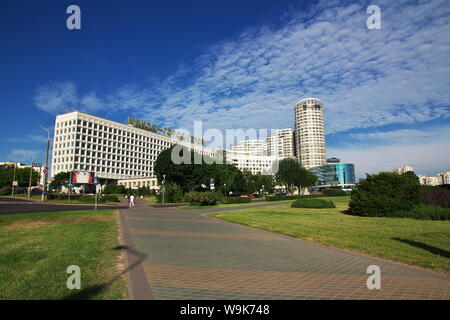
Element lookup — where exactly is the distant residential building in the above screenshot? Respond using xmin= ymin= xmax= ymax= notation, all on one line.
xmin=0 ymin=161 xmax=41 ymax=173
xmin=294 ymin=98 xmax=326 ymax=169
xmin=225 ymin=150 xmax=279 ymax=175
xmin=418 ymin=175 xmax=439 ymax=186
xmin=230 ymin=139 xmax=267 ymax=156
xmin=394 ymin=165 xmax=414 ymax=174
xmin=266 ymin=128 xmax=295 ymax=158
xmin=437 ymin=171 xmax=450 ymax=185
xmin=309 ymin=163 xmax=356 ymax=189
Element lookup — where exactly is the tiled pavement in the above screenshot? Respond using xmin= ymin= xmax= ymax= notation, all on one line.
xmin=120 ymin=206 xmax=450 ymax=300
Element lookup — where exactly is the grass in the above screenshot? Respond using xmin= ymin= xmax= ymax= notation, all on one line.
xmin=0 ymin=209 xmax=127 ymax=299
xmin=209 ymin=196 xmax=450 ymax=274
xmin=1 ymin=194 xmax=120 ymax=205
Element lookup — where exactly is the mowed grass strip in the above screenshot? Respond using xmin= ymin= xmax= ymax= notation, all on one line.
xmin=0 ymin=210 xmax=127 ymax=300
xmin=209 ymin=196 xmax=450 ymax=274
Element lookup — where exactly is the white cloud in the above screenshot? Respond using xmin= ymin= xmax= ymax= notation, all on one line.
xmin=5 ymin=149 xmax=41 ymax=163
xmin=33 ymin=0 xmax=450 ymax=136
xmin=329 ymin=127 xmax=450 ymax=179
xmin=349 ymin=129 xmax=436 ymax=140
xmin=33 ymin=82 xmax=104 ymax=114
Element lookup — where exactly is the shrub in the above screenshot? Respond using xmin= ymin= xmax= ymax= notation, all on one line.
xmin=387 ymin=205 xmax=449 ymax=220
xmin=291 ymin=198 xmax=336 ymax=208
xmin=156 ymin=184 xmax=184 ymax=203
xmin=104 ymin=184 xmax=126 ymax=194
xmin=347 ymin=172 xmax=421 ymax=217
xmin=0 ymin=186 xmax=12 ymax=195
xmin=266 ymin=195 xmax=305 ymax=201
xmin=184 ymin=192 xmax=219 ymax=206
xmin=422 ymin=188 xmax=450 ymax=208
xmin=47 ymin=193 xmax=81 ymax=200
xmin=323 ymin=189 xmax=347 ymax=197
xmin=221 ymin=197 xmax=252 ymax=204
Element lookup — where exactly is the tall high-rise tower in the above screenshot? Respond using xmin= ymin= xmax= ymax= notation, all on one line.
xmin=294 ymin=98 xmax=326 ymax=169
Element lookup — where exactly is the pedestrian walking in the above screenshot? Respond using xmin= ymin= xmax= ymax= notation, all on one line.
xmin=129 ymin=194 xmax=135 ymax=207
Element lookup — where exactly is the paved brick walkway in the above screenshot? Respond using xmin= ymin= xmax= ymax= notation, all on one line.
xmin=120 ymin=206 xmax=450 ymax=300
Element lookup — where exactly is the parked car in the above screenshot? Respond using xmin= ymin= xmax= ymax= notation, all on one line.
xmin=275 ymin=193 xmax=287 ymax=196
xmin=246 ymin=194 xmax=256 ymax=198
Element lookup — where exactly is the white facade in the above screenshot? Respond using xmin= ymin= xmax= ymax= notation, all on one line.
xmin=266 ymin=128 xmax=295 ymax=158
xmin=437 ymin=171 xmax=450 ymax=185
xmin=230 ymin=139 xmax=267 ymax=156
xmin=225 ymin=150 xmax=279 ymax=175
xmin=51 ymin=111 xmax=218 ymax=181
xmin=418 ymin=175 xmax=439 ymax=186
xmin=294 ymin=98 xmax=326 ymax=169
xmin=394 ymin=165 xmax=414 ymax=174
xmin=118 ymin=177 xmax=159 ymax=190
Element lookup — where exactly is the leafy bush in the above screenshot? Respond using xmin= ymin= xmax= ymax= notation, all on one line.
xmin=323 ymin=189 xmax=348 ymax=197
xmin=347 ymin=172 xmax=421 ymax=217
xmin=422 ymin=188 xmax=450 ymax=208
xmin=291 ymin=198 xmax=336 ymax=208
xmin=0 ymin=186 xmax=12 ymax=195
xmin=103 ymin=184 xmax=126 ymax=194
xmin=156 ymin=184 xmax=185 ymax=203
xmin=184 ymin=192 xmax=219 ymax=206
xmin=221 ymin=197 xmax=252 ymax=204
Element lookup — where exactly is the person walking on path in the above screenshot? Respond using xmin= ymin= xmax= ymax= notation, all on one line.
xmin=129 ymin=194 xmax=135 ymax=207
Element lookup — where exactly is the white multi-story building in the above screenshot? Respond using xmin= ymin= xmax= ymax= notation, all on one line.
xmin=294 ymin=98 xmax=326 ymax=169
xmin=437 ymin=171 xmax=450 ymax=185
xmin=418 ymin=175 xmax=439 ymax=186
xmin=394 ymin=165 xmax=414 ymax=174
xmin=225 ymin=150 xmax=279 ymax=175
xmin=51 ymin=111 xmax=218 ymax=188
xmin=266 ymin=128 xmax=295 ymax=158
xmin=230 ymin=139 xmax=267 ymax=156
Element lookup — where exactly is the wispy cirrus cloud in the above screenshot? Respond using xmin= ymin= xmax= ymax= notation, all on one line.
xmin=33 ymin=0 xmax=450 ymax=136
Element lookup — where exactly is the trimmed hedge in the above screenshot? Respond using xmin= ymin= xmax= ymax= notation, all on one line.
xmin=266 ymin=195 xmax=305 ymax=201
xmin=378 ymin=205 xmax=449 ymax=220
xmin=323 ymin=189 xmax=348 ymax=197
xmin=221 ymin=197 xmax=252 ymax=204
xmin=184 ymin=192 xmax=219 ymax=206
xmin=291 ymin=198 xmax=336 ymax=209
xmin=46 ymin=193 xmax=119 ymax=203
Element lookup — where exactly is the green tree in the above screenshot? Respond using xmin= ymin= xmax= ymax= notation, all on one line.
xmin=49 ymin=172 xmax=71 ymax=191
xmin=348 ymin=171 xmax=421 ymax=217
xmin=275 ymin=158 xmax=301 ymax=194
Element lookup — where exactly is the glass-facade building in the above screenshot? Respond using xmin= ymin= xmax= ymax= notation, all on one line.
xmin=310 ymin=164 xmax=356 ymax=188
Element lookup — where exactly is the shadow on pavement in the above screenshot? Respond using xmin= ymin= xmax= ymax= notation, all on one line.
xmin=63 ymin=245 xmax=147 ymax=300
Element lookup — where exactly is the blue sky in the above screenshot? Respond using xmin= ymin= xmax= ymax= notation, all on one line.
xmin=1 ymin=0 xmax=449 ymax=179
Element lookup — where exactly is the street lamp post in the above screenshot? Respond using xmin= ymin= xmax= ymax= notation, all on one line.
xmin=38 ymin=125 xmax=50 ymax=202
xmin=224 ymin=183 xmax=227 ymax=197
xmin=11 ymin=162 xmax=17 ymax=196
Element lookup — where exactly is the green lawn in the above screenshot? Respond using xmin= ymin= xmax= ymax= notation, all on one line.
xmin=1 ymin=194 xmax=120 ymax=205
xmin=0 ymin=210 xmax=127 ymax=299
xmin=209 ymin=196 xmax=450 ymax=274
